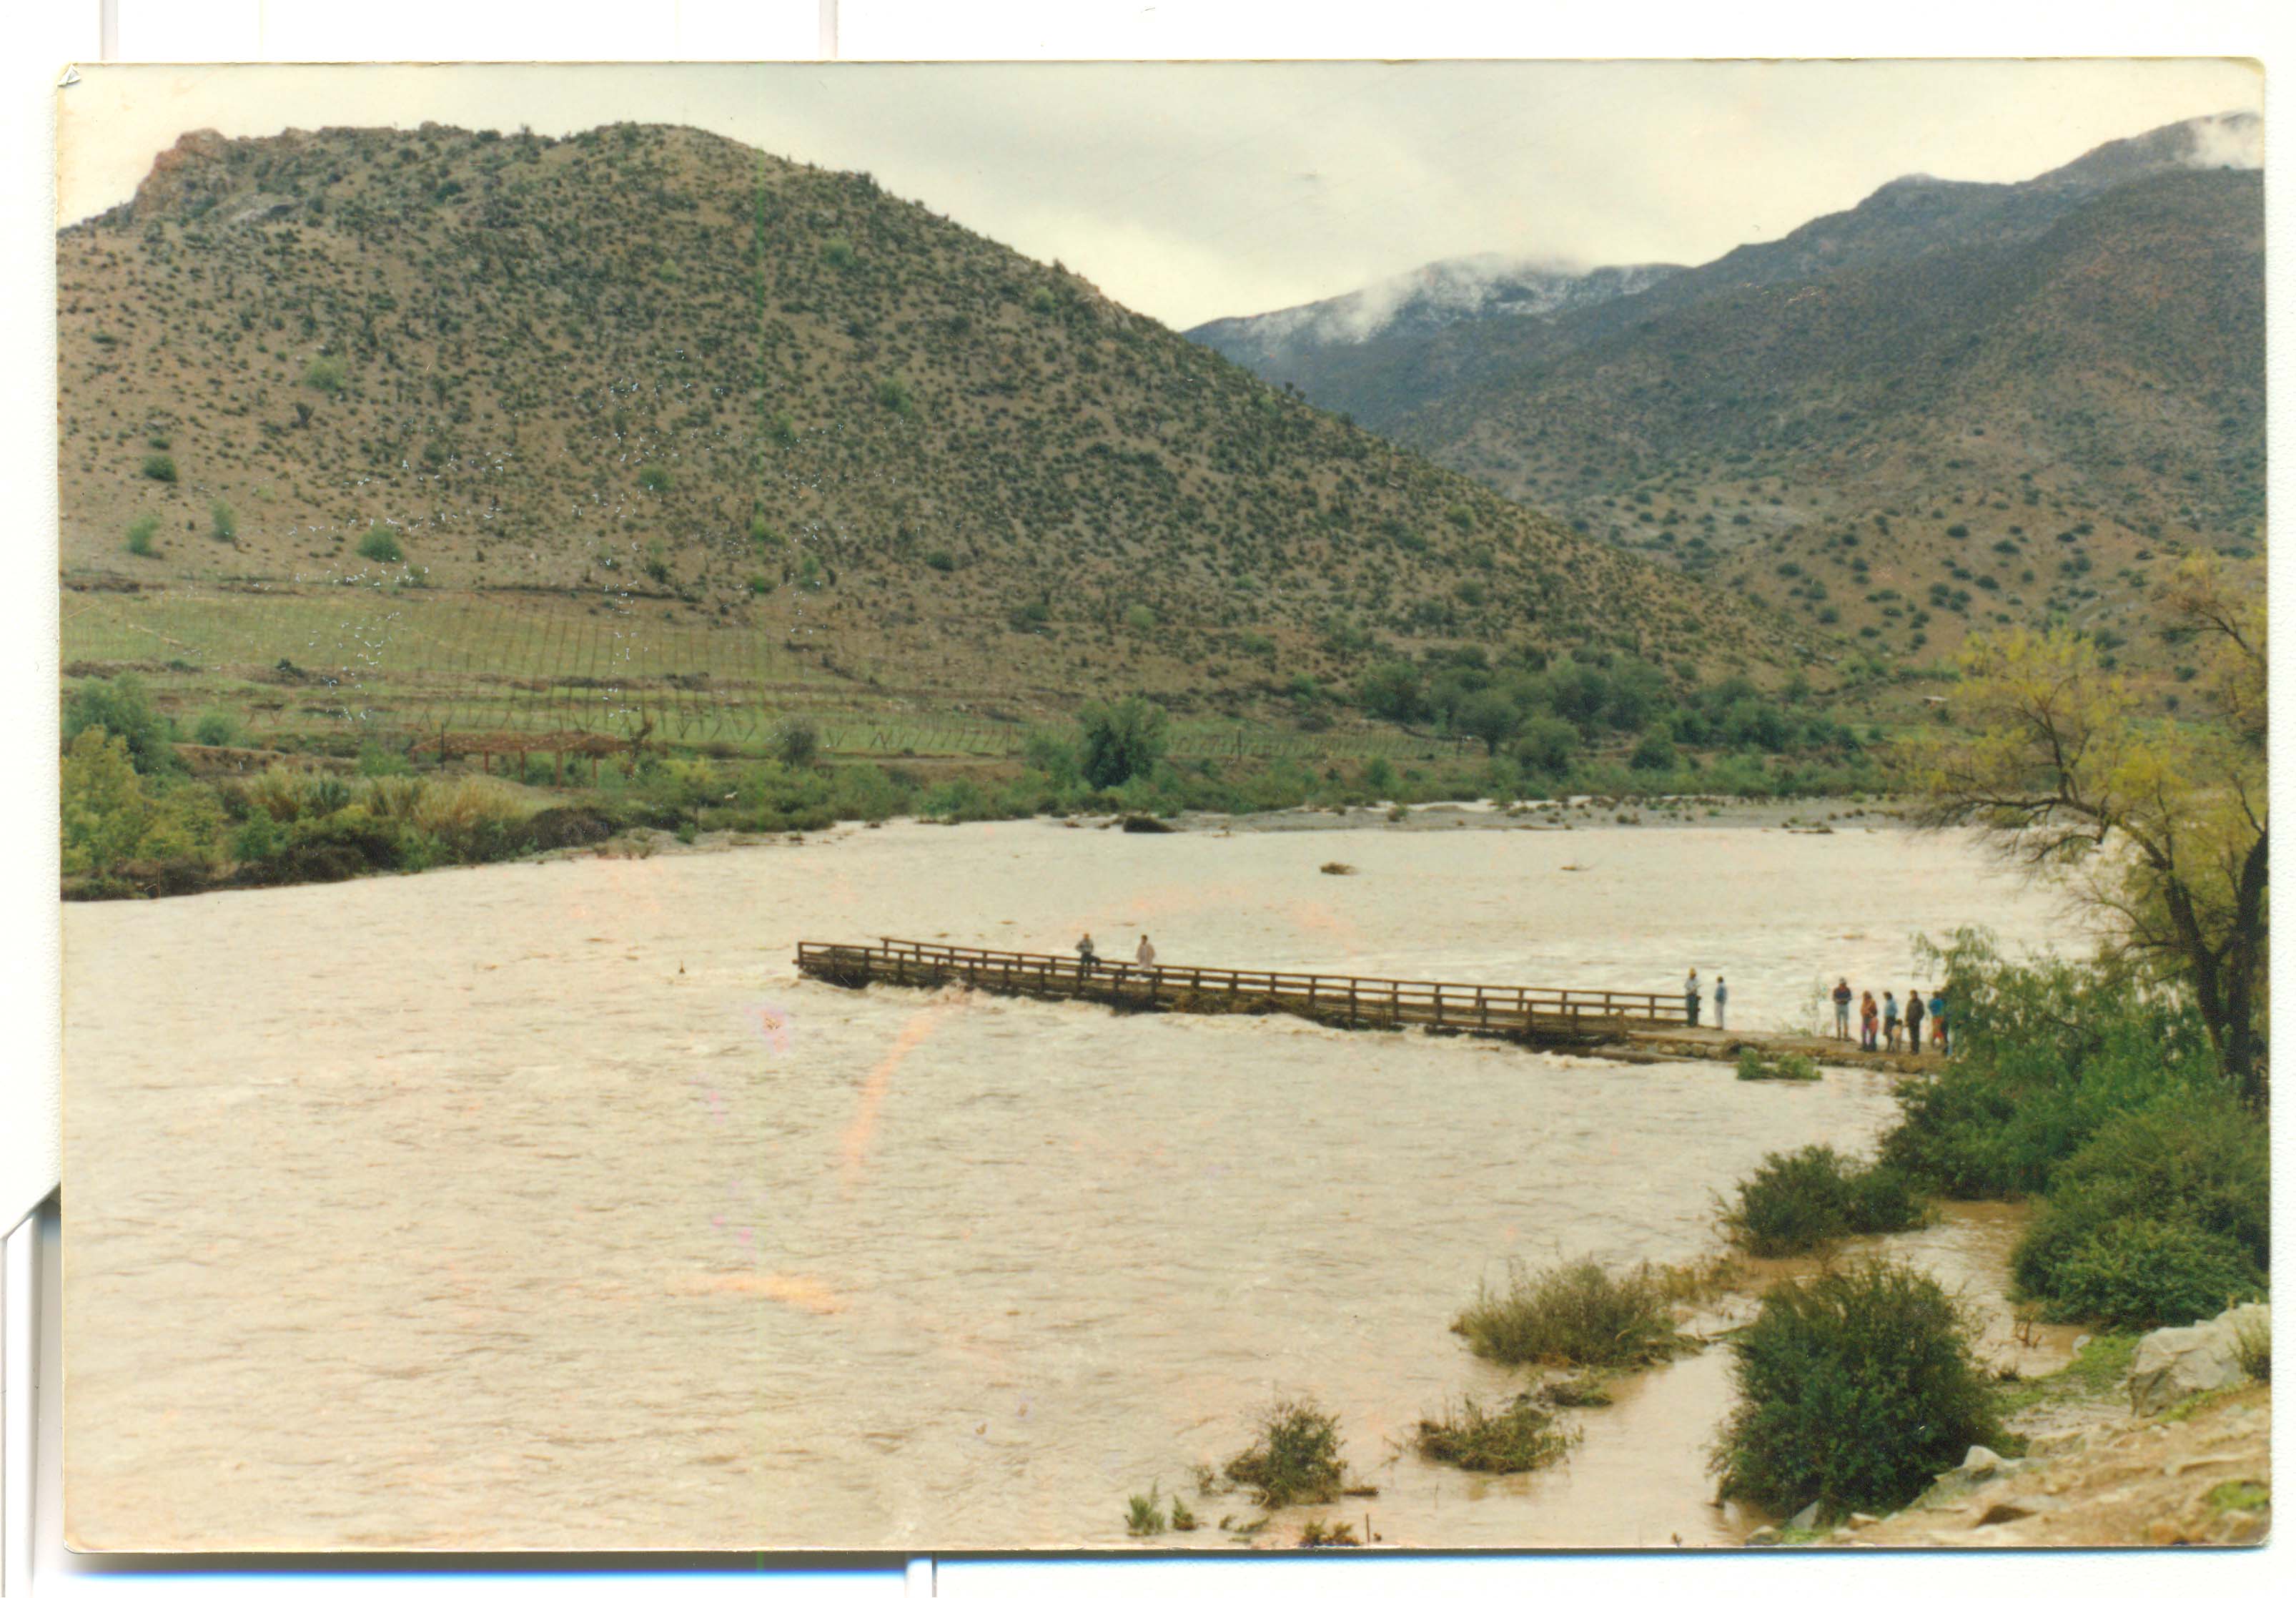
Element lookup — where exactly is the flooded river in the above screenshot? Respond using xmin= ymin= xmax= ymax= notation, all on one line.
xmin=63 ymin=815 xmax=2091 ymax=1550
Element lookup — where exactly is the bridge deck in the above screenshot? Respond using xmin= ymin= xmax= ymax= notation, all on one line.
xmin=795 ymin=937 xmax=1691 ymax=1045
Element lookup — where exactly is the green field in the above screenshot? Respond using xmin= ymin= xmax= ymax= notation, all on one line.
xmin=62 ymin=581 xmax=1476 ymax=767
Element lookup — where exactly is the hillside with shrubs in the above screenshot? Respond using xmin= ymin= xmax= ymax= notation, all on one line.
xmin=58 ymin=121 xmax=1807 ymax=731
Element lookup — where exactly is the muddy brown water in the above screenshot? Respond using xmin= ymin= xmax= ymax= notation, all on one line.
xmin=62 ymin=817 xmax=2091 ymax=1550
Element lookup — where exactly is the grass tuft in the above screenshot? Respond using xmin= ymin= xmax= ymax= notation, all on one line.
xmin=2234 ymin=1320 xmax=2270 ymax=1385
xmin=1450 ymin=1258 xmax=1691 ymax=1369
xmin=1123 ymin=1486 xmax=1166 ymax=1537
xmin=1412 ymin=1394 xmax=1576 ymax=1473
xmin=1223 ymin=1399 xmax=1347 ymax=1509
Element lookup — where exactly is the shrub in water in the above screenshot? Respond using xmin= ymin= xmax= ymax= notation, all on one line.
xmin=2034 ymin=1215 xmax=2255 ymax=1329
xmin=1450 ymin=1258 xmax=1688 ymax=1368
xmin=2010 ymin=1099 xmax=2268 ymax=1322
xmin=1413 ymin=1394 xmax=1575 ymax=1474
xmin=1727 ymin=1145 xmax=1928 ymax=1258
xmin=1223 ymin=1399 xmax=1346 ymax=1509
xmin=1841 ymin=1162 xmax=1926 ymax=1236
xmin=1713 ymin=1261 xmax=2005 ymax=1516
xmin=1736 ymin=1047 xmax=1821 ymax=1082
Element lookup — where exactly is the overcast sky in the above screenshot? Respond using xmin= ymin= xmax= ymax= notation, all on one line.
xmin=58 ymin=58 xmax=2261 ymax=330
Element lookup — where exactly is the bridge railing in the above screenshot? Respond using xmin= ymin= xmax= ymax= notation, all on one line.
xmin=794 ymin=937 xmax=1691 ymax=1030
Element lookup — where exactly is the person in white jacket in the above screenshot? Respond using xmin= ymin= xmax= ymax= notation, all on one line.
xmin=1136 ymin=934 xmax=1157 ymax=972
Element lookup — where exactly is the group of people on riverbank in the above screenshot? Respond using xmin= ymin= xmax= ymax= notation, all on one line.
xmin=1829 ymin=976 xmax=1949 ymax=1055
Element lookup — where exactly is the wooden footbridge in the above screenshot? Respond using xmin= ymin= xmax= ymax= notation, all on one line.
xmin=795 ymin=937 xmax=1692 ymax=1047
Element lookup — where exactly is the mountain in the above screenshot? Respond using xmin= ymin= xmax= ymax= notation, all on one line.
xmin=1189 ymin=113 xmax=2263 ymax=673
xmin=1188 ymin=257 xmax=1680 ymax=421
xmin=56 ymin=122 xmax=1804 ymax=748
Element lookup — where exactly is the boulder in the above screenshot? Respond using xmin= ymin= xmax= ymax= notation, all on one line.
xmin=1786 ymin=1500 xmax=1825 ymax=1532
xmin=2127 ymin=1302 xmax=2269 ymax=1417
xmin=1742 ymin=1525 xmax=1780 ymax=1547
xmin=1960 ymin=1445 xmax=2006 ymax=1479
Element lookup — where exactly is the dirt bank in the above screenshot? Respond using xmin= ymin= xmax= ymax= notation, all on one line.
xmin=1831 ymin=1381 xmax=2270 ymax=1547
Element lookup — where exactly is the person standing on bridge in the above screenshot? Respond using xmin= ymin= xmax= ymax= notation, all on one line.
xmin=1832 ymin=977 xmax=1854 ymax=1041
xmin=1684 ymin=968 xmax=1702 ymax=1027
xmin=1713 ymin=975 xmax=1728 ymax=1030
xmin=1859 ymin=990 xmax=1879 ymax=1051
xmin=1906 ymin=990 xmax=1926 ymax=1055
xmin=1076 ymin=932 xmax=1099 ymax=971
xmin=1136 ymin=934 xmax=1157 ymax=972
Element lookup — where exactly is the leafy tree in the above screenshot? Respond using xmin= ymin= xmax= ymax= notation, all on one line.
xmin=1512 ymin=715 xmax=1578 ymax=779
xmin=59 ymin=728 xmax=220 ymax=875
xmin=1455 ymin=689 xmax=1520 ymax=755
xmin=1078 ymin=697 xmax=1169 ymax=789
xmin=1603 ymin=661 xmax=1667 ymax=732
xmin=1357 ymin=661 xmax=1425 ymax=725
xmin=62 ymin=672 xmax=177 ymax=774
xmin=1630 ymin=730 xmax=1678 ymax=772
xmin=60 ymin=729 xmax=151 ymax=874
xmin=768 ymin=718 xmax=821 ymax=767
xmin=1921 ymin=558 xmax=2267 ymax=1104
xmin=1546 ymin=664 xmax=1607 ymax=729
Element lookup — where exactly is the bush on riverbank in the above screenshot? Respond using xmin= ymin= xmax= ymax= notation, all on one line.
xmin=1451 ymin=1258 xmax=1691 ymax=1368
xmin=1726 ymin=1145 xmax=1929 ymax=1257
xmin=1879 ymin=937 xmax=2228 ymax=1199
xmin=1712 ymin=1261 xmax=2006 ymax=1516
xmin=1876 ymin=935 xmax=2268 ymax=1328
xmin=1222 ymin=1399 xmax=1347 ymax=1509
xmin=2010 ymin=1102 xmax=2269 ymax=1327
xmin=1413 ymin=1394 xmax=1575 ymax=1473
